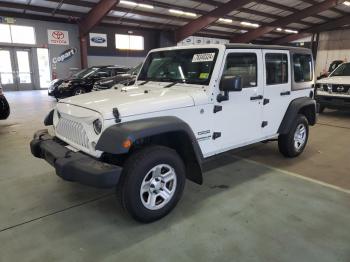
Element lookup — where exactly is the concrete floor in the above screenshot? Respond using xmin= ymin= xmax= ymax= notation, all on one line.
xmin=0 ymin=90 xmax=349 ymax=262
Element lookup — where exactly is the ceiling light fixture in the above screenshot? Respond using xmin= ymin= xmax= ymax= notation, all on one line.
xmin=284 ymin=29 xmax=298 ymax=34
xmin=218 ymin=18 xmax=233 ymax=23
xmin=276 ymin=28 xmax=282 ymax=31
xmin=240 ymin=21 xmax=260 ymax=28
xmin=169 ymin=9 xmax=196 ymax=17
xmin=120 ymin=0 xmax=154 ymax=9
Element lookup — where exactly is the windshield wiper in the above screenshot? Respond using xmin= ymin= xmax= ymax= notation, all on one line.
xmin=138 ymin=80 xmax=149 ymax=86
xmin=164 ymin=80 xmax=186 ymax=88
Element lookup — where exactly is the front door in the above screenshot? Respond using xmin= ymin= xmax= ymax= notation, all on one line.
xmin=214 ymin=49 xmax=264 ymax=153
xmin=0 ymin=48 xmax=34 ymax=91
xmin=262 ymin=50 xmax=292 ymax=137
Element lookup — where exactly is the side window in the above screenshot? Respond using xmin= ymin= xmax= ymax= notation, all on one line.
xmin=223 ymin=53 xmax=257 ymax=88
xmin=293 ymin=54 xmax=313 ymax=82
xmin=98 ymin=68 xmax=112 ymax=77
xmin=265 ymin=53 xmax=288 ymax=85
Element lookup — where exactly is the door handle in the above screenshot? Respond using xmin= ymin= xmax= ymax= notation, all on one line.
xmin=280 ymin=91 xmax=291 ymax=96
xmin=250 ymin=95 xmax=263 ymax=101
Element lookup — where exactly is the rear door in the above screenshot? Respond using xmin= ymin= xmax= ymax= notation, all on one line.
xmin=262 ymin=50 xmax=292 ymax=137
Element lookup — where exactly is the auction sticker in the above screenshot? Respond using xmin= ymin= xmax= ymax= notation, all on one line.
xmin=192 ymin=53 xmax=215 ymax=63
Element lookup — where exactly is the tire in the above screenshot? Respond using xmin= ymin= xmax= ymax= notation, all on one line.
xmin=278 ymin=114 xmax=309 ymax=158
xmin=0 ymin=96 xmax=10 ymax=120
xmin=73 ymin=88 xmax=85 ymax=96
xmin=119 ymin=145 xmax=186 ymax=223
xmin=318 ymin=104 xmax=326 ymax=113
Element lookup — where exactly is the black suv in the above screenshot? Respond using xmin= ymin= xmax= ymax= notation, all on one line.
xmin=93 ymin=63 xmax=142 ymax=91
xmin=48 ymin=65 xmax=130 ymax=99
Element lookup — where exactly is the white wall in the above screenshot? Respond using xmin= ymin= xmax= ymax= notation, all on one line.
xmin=87 ymin=56 xmax=145 ymax=68
xmin=315 ymin=29 xmax=350 ymax=77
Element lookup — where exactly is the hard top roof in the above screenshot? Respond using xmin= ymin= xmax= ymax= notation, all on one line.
xmin=225 ymin=43 xmax=311 ymax=52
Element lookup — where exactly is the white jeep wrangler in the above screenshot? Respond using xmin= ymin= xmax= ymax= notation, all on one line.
xmin=31 ymin=44 xmax=316 ymax=222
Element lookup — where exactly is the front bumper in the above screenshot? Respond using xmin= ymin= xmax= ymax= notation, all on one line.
xmin=316 ymin=92 xmax=350 ymax=109
xmin=30 ymin=130 xmax=122 ymax=188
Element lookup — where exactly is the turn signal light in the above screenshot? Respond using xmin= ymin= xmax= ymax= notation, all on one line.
xmin=122 ymin=139 xmax=132 ymax=149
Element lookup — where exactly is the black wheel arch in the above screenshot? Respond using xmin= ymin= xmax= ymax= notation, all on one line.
xmin=96 ymin=116 xmax=204 ymax=184
xmin=278 ymin=97 xmax=316 ymax=135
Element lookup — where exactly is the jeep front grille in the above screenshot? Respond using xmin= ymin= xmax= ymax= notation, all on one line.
xmin=56 ymin=118 xmax=89 ymax=149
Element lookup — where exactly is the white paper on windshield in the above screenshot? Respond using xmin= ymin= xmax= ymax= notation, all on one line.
xmin=192 ymin=53 xmax=215 ymax=63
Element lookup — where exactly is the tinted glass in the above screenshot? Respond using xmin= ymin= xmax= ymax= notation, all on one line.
xmin=266 ymin=53 xmax=288 ymax=85
xmin=138 ymin=48 xmax=219 ymax=85
xmin=330 ymin=63 xmax=350 ymax=76
xmin=222 ymin=53 xmax=257 ymax=88
xmin=293 ymin=54 xmax=313 ymax=82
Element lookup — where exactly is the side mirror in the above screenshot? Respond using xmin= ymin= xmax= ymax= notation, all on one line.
xmin=219 ymin=76 xmax=242 ymax=92
xmin=217 ymin=76 xmax=242 ymax=102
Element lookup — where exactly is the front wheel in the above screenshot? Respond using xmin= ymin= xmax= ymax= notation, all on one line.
xmin=73 ymin=87 xmax=85 ymax=96
xmin=119 ymin=146 xmax=186 ymax=223
xmin=278 ymin=114 xmax=309 ymax=158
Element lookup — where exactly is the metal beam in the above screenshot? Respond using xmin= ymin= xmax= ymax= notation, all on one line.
xmin=45 ymin=0 xmax=287 ymax=36
xmin=273 ymin=15 xmax=350 ymax=44
xmin=230 ymin=0 xmax=344 ymax=43
xmin=175 ymin=0 xmax=254 ymax=42
xmin=79 ymin=0 xmax=119 ymax=37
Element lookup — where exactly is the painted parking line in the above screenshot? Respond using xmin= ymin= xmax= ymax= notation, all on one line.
xmin=234 ymin=156 xmax=350 ymax=195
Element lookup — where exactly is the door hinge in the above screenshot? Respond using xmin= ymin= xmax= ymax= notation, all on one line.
xmin=263 ymin=98 xmax=270 ymax=105
xmin=261 ymin=121 xmax=268 ymax=128
xmin=212 ymin=132 xmax=221 ymax=140
xmin=213 ymin=105 xmax=222 ymax=113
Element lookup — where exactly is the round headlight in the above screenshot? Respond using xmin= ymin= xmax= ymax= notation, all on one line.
xmin=93 ymin=119 xmax=102 ymax=134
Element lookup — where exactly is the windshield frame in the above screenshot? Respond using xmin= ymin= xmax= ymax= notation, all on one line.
xmin=137 ymin=48 xmax=220 ymax=85
xmin=329 ymin=63 xmax=350 ymax=77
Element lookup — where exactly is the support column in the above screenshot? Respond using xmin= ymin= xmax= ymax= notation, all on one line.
xmin=80 ymin=35 xmax=88 ymax=69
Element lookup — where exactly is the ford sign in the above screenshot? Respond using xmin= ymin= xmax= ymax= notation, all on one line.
xmin=91 ymin=36 xmax=106 ymax=44
xmin=52 ymin=48 xmax=77 ymax=64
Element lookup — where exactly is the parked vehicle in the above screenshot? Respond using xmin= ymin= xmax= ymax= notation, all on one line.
xmin=0 ymin=84 xmax=10 ymax=120
xmin=316 ymin=62 xmax=350 ymax=112
xmin=317 ymin=60 xmax=344 ymax=80
xmin=93 ymin=63 xmax=142 ymax=91
xmin=48 ymin=65 xmax=130 ymax=99
xmin=31 ymin=44 xmax=316 ymax=223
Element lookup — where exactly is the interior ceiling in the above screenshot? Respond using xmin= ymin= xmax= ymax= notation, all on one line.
xmin=0 ymin=0 xmax=350 ymax=42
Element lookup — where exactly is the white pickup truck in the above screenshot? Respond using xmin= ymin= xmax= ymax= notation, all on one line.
xmin=316 ymin=62 xmax=350 ymax=112
xmin=31 ymin=44 xmax=316 ymax=222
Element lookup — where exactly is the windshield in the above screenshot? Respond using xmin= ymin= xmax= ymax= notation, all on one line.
xmin=73 ymin=67 xmax=100 ymax=79
xmin=330 ymin=63 xmax=350 ymax=77
xmin=138 ymin=48 xmax=219 ymax=85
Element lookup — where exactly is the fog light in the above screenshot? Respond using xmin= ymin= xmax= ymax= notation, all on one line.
xmin=93 ymin=119 xmax=102 ymax=134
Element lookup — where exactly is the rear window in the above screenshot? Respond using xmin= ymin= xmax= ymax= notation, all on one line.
xmin=265 ymin=53 xmax=288 ymax=85
xmin=293 ymin=54 xmax=313 ymax=82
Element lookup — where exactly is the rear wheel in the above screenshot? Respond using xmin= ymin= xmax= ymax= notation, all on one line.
xmin=278 ymin=114 xmax=309 ymax=158
xmin=119 ymin=146 xmax=186 ymax=223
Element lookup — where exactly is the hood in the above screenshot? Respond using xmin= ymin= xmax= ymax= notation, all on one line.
xmin=317 ymin=76 xmax=350 ymax=85
xmin=59 ymin=82 xmax=209 ymax=119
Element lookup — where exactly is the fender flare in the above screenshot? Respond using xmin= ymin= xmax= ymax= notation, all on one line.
xmin=96 ymin=116 xmax=204 ymax=183
xmin=278 ymin=97 xmax=316 ymax=135
xmin=44 ymin=109 xmax=54 ymax=126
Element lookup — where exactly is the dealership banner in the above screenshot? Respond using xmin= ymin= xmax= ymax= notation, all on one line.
xmin=48 ymin=30 xmax=69 ymax=45
xmin=89 ymin=33 xmax=107 ymax=47
xmin=52 ymin=48 xmax=77 ymax=64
